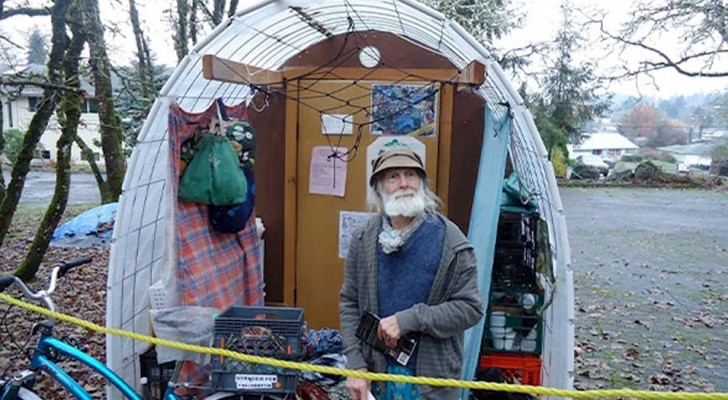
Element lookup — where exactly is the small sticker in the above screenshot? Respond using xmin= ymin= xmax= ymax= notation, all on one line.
xmin=235 ymin=374 xmax=278 ymax=390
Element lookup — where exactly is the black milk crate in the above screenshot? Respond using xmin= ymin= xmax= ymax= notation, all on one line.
xmin=497 ymin=212 xmax=538 ymax=245
xmin=492 ymin=246 xmax=537 ymax=291
xmin=211 ymin=306 xmax=304 ymax=394
xmin=139 ymin=347 xmax=175 ymax=400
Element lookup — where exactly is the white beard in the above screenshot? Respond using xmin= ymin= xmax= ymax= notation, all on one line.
xmin=382 ymin=187 xmax=427 ymax=218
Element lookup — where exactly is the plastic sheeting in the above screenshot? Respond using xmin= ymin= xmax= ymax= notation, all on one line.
xmin=52 ymin=202 xmax=117 ymax=247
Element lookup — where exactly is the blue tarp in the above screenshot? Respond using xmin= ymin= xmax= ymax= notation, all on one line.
xmin=460 ymin=108 xmax=512 ymax=398
xmin=51 ymin=202 xmax=117 ymax=247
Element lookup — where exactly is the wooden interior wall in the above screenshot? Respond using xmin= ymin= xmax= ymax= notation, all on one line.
xmin=448 ymin=88 xmax=486 ymax=235
xmin=248 ymin=31 xmax=486 ymax=306
xmin=247 ymin=91 xmax=286 ymax=303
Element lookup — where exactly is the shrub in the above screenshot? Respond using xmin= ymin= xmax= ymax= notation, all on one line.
xmin=550 ymin=146 xmax=568 ymax=178
xmin=571 ymin=163 xmax=600 ymax=180
xmin=2 ymin=129 xmax=24 ymax=163
xmin=620 ymin=154 xmax=643 ymax=162
xmin=634 ymin=161 xmax=663 ymax=180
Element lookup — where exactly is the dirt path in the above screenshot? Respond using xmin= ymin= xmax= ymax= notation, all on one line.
xmin=561 ymin=187 xmax=728 ymax=393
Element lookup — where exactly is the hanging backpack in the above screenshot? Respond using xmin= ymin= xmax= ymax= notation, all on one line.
xmin=178 ymin=134 xmax=248 ymax=206
xmin=208 ymin=168 xmax=256 ymax=233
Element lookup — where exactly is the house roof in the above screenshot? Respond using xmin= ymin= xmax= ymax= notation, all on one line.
xmin=573 ymin=132 xmax=639 ymax=151
xmin=658 ymin=142 xmax=722 ymax=156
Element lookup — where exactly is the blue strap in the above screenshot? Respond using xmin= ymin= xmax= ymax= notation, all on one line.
xmin=460 ymin=107 xmax=512 ymax=399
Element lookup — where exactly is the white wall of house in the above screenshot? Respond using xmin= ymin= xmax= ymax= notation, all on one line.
xmin=675 ymin=154 xmax=712 ymax=167
xmin=2 ymin=94 xmax=103 ymax=165
xmin=570 ymin=148 xmax=637 ymax=161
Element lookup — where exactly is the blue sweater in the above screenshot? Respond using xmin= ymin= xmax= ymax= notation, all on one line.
xmin=377 ymin=215 xmax=445 ymax=368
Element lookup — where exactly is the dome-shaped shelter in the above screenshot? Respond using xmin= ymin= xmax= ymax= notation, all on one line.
xmin=106 ymin=0 xmax=574 ymax=398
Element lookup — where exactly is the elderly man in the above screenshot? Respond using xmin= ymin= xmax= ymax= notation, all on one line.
xmin=339 ymin=146 xmax=483 ymax=400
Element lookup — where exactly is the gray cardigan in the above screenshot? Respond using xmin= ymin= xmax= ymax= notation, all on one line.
xmin=339 ymin=213 xmax=484 ymax=399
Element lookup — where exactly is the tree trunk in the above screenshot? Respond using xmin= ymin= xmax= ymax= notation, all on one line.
xmin=75 ymin=135 xmax=109 ymax=201
xmin=175 ymin=0 xmax=190 ymax=64
xmin=0 ymin=0 xmax=71 ymax=249
xmin=128 ymin=0 xmax=154 ymax=99
xmin=189 ymin=0 xmax=198 ymax=45
xmin=228 ymin=0 xmax=239 ymax=17
xmin=81 ymin=0 xmax=126 ymax=204
xmin=212 ymin=0 xmax=225 ymax=26
xmin=0 ymin=99 xmax=6 ymax=201
xmin=15 ymin=4 xmax=86 ymax=282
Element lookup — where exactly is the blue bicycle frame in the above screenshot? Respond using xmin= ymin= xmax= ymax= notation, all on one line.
xmin=0 ymin=260 xmax=182 ymax=400
xmin=8 ymin=327 xmax=180 ymax=400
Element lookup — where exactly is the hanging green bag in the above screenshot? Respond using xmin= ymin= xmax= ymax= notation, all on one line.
xmin=178 ymin=134 xmax=248 ymax=206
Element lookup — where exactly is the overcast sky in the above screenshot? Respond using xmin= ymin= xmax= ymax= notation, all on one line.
xmin=5 ymin=0 xmax=728 ymax=99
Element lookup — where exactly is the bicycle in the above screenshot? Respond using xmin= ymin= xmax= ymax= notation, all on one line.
xmin=0 ymin=258 xmax=287 ymax=400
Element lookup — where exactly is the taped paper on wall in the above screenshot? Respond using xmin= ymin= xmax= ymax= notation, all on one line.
xmin=309 ymin=146 xmax=347 ymax=197
xmin=339 ymin=211 xmax=375 ymax=259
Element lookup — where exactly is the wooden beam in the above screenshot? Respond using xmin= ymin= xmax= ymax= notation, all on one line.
xmin=202 ymin=54 xmax=283 ymax=87
xmin=282 ymin=62 xmax=485 ymax=85
xmin=202 ymin=54 xmax=486 ymax=86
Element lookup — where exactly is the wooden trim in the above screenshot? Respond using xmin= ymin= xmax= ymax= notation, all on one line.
xmin=202 ymin=54 xmax=485 ymax=86
xmin=437 ymin=83 xmax=453 ymax=215
xmin=283 ymin=82 xmax=298 ymax=306
xmin=202 ymin=54 xmax=283 ymax=87
xmin=282 ymin=62 xmax=485 ymax=85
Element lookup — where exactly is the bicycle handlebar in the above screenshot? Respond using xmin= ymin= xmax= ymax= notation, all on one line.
xmin=0 ymin=275 xmax=17 ymax=293
xmin=58 ymin=257 xmax=93 ymax=278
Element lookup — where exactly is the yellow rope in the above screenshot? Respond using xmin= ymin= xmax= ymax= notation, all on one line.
xmin=2 ymin=293 xmax=727 ymax=399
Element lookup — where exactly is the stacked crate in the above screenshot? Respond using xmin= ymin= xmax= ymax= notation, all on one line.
xmin=479 ymin=211 xmax=543 ymax=385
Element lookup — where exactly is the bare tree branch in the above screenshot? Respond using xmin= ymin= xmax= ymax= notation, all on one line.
xmin=590 ymin=0 xmax=728 ymax=79
xmin=0 ymin=77 xmax=85 ymax=93
xmin=0 ymin=7 xmax=50 ymax=20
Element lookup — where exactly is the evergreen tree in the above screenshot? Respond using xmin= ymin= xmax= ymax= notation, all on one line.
xmin=524 ymin=2 xmax=609 ymax=159
xmin=27 ymin=29 xmax=49 ymax=65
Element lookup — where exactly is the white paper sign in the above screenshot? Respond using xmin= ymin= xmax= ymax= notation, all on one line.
xmin=309 ymin=146 xmax=347 ymax=197
xmin=235 ymin=374 xmax=278 ymax=390
xmin=322 ymin=114 xmax=353 ymax=135
xmin=339 ymin=211 xmax=376 ymax=259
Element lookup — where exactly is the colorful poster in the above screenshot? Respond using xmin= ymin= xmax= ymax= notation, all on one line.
xmin=371 ymin=84 xmax=438 ymax=137
xmin=339 ymin=211 xmax=376 ymax=259
xmin=309 ymin=146 xmax=347 ymax=197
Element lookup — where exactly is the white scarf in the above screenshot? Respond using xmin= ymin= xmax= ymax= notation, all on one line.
xmin=378 ymin=213 xmax=425 ymax=254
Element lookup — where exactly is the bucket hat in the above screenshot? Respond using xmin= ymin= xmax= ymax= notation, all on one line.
xmin=370 ymin=147 xmax=426 ymax=187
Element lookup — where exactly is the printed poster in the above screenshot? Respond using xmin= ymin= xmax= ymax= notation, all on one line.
xmin=339 ymin=211 xmax=375 ymax=259
xmin=309 ymin=146 xmax=347 ymax=197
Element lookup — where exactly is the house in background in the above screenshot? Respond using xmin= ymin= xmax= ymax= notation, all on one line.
xmin=1 ymin=63 xmax=103 ymax=165
xmin=567 ymin=132 xmax=639 ymax=162
xmin=657 ymin=142 xmax=718 ymax=168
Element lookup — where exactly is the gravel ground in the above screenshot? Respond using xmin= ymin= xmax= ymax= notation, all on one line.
xmin=561 ymin=187 xmax=728 ymax=394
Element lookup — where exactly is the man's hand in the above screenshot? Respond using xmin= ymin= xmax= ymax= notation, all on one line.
xmin=346 ymin=368 xmax=370 ymax=400
xmin=378 ymin=315 xmax=401 ymax=348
